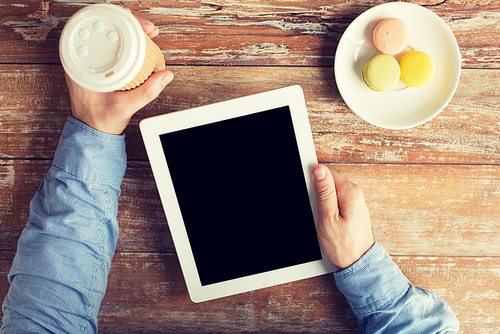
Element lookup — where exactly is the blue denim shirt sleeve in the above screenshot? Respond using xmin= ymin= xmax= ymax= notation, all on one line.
xmin=335 ymin=242 xmax=460 ymax=334
xmin=1 ymin=117 xmax=126 ymax=333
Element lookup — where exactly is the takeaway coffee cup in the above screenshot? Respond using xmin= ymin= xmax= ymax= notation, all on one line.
xmin=60 ymin=4 xmax=165 ymax=92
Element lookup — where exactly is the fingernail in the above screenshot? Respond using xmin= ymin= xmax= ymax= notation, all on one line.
xmin=140 ymin=17 xmax=154 ymax=26
xmin=312 ymin=165 xmax=326 ymax=181
xmin=161 ymin=72 xmax=174 ymax=86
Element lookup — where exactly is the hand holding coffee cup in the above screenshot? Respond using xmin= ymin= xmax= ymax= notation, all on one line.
xmin=61 ymin=5 xmax=174 ymax=135
xmin=60 ymin=4 xmax=166 ymax=92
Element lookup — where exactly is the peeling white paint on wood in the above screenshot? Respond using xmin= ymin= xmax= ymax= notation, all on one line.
xmin=0 ymin=0 xmax=499 ymax=67
xmin=205 ymin=19 xmax=331 ymax=35
xmin=1 ymin=65 xmax=499 ymax=164
xmin=144 ymin=6 xmax=223 ymax=17
xmin=3 ymin=1 xmax=63 ymax=41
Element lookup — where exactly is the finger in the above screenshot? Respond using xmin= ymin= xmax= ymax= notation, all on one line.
xmin=124 ymin=7 xmax=160 ymax=38
xmin=312 ymin=164 xmax=340 ymax=219
xmin=137 ymin=16 xmax=159 ymax=38
xmin=330 ymin=170 xmax=363 ymax=220
xmin=146 ymin=26 xmax=160 ymax=38
xmin=123 ymin=70 xmax=174 ymax=115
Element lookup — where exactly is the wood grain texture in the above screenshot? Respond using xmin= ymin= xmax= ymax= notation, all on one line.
xmin=2 ymin=251 xmax=500 ymax=332
xmin=333 ymin=163 xmax=500 ymax=258
xmin=1 ymin=65 xmax=500 ymax=164
xmin=98 ymin=253 xmax=358 ymax=333
xmin=394 ymin=256 xmax=500 ymax=333
xmin=0 ymin=0 xmax=499 ymax=67
xmin=98 ymin=254 xmax=500 ymax=333
xmin=2 ymin=161 xmax=500 ymax=258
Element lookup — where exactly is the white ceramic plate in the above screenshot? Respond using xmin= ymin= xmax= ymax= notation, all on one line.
xmin=334 ymin=2 xmax=461 ymax=129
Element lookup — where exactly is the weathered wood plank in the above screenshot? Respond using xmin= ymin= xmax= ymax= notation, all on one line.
xmin=1 ymin=250 xmax=498 ymax=332
xmin=339 ymin=163 xmax=500 ymax=258
xmin=98 ymin=254 xmax=500 ymax=333
xmin=395 ymin=256 xmax=500 ymax=334
xmin=97 ymin=252 xmax=358 ymax=333
xmin=2 ymin=251 xmax=499 ymax=332
xmin=1 ymin=65 xmax=500 ymax=164
xmin=0 ymin=0 xmax=498 ymax=67
xmin=2 ymin=161 xmax=500 ymax=257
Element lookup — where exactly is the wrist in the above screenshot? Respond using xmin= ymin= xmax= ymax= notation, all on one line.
xmin=71 ymin=113 xmax=129 ymax=135
xmin=53 ymin=117 xmax=127 ymax=186
xmin=333 ymin=242 xmax=410 ymax=318
xmin=336 ymin=238 xmax=375 ymax=271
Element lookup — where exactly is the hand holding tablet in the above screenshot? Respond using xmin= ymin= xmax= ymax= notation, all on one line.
xmin=312 ymin=165 xmax=375 ymax=270
xmin=140 ymin=85 xmax=334 ymax=302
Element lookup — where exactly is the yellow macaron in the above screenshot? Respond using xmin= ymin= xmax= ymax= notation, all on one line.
xmin=362 ymin=54 xmax=400 ymax=92
xmin=399 ymin=51 xmax=435 ymax=88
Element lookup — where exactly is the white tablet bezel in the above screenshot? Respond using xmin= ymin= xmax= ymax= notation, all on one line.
xmin=140 ymin=85 xmax=334 ymax=303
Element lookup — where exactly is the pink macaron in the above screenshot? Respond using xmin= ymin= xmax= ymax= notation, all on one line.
xmin=372 ymin=18 xmax=409 ymax=55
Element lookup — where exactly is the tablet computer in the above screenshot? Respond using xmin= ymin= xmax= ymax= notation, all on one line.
xmin=140 ymin=85 xmax=333 ymax=302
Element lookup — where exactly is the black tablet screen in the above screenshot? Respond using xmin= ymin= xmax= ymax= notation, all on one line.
xmin=160 ymin=106 xmax=322 ymax=286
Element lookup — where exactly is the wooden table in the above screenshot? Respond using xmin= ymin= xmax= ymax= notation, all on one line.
xmin=1 ymin=0 xmax=499 ymax=332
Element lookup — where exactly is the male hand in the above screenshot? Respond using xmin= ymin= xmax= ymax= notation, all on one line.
xmin=65 ymin=11 xmax=174 ymax=135
xmin=312 ymin=164 xmax=375 ymax=270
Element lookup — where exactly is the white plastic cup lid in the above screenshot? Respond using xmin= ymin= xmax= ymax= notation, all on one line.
xmin=59 ymin=4 xmax=146 ymax=92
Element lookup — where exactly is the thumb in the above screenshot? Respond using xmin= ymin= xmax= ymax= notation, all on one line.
xmin=127 ymin=70 xmax=174 ymax=112
xmin=312 ymin=164 xmax=339 ymax=218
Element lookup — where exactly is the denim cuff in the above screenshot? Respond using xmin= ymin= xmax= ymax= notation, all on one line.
xmin=334 ymin=242 xmax=411 ymax=319
xmin=52 ymin=117 xmax=127 ymax=187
